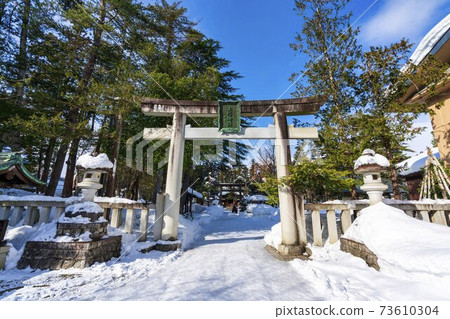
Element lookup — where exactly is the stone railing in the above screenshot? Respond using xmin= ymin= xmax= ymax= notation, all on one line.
xmin=304 ymin=200 xmax=450 ymax=247
xmin=0 ymin=198 xmax=155 ymax=242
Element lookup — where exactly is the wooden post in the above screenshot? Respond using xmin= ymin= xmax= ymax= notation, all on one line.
xmin=419 ymin=210 xmax=430 ymax=222
xmin=340 ymin=209 xmax=352 ymax=234
xmin=138 ymin=209 xmax=149 ymax=242
xmin=161 ymin=111 xmax=186 ymax=241
xmin=405 ymin=210 xmax=414 ymax=217
xmin=10 ymin=206 xmax=24 ymax=226
xmin=38 ymin=207 xmax=51 ymax=225
xmin=153 ymin=193 xmax=165 ymax=241
xmin=294 ymin=194 xmax=307 ymax=246
xmin=326 ymin=210 xmax=338 ymax=244
xmin=53 ymin=207 xmax=65 ymax=220
xmin=124 ymin=208 xmax=135 ymax=234
xmin=274 ymin=111 xmax=300 ymax=253
xmin=431 ymin=210 xmax=447 ymax=225
xmin=311 ymin=210 xmax=323 ymax=246
xmin=0 ymin=206 xmax=11 ymax=220
xmin=110 ymin=208 xmax=121 ymax=228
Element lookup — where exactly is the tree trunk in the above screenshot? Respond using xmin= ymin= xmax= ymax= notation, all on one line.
xmin=41 ymin=137 xmax=55 ymax=182
xmin=180 ymin=172 xmax=191 ymax=215
xmin=62 ymin=137 xmax=80 ymax=197
xmin=62 ymin=0 xmax=107 ymax=197
xmin=105 ymin=113 xmax=122 ymax=197
xmin=45 ymin=141 xmax=69 ymax=196
xmin=390 ymin=166 xmax=401 ymax=200
xmin=94 ymin=115 xmax=109 ymax=154
xmin=153 ymin=169 xmax=163 ymax=203
xmin=16 ymin=0 xmax=31 ymax=105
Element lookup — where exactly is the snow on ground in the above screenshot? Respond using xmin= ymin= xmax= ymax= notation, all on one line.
xmin=1 ymin=204 xmax=450 ymax=300
xmin=343 ymin=202 xmax=450 ymax=278
xmin=246 ymin=203 xmax=278 ymax=216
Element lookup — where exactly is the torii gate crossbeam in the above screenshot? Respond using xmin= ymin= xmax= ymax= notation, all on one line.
xmin=141 ymin=97 xmax=326 ymax=256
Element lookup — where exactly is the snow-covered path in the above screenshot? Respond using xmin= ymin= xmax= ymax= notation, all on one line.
xmin=99 ymin=214 xmax=315 ymax=300
xmin=2 ymin=210 xmax=450 ymax=301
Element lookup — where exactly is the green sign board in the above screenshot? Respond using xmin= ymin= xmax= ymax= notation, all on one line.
xmin=218 ymin=101 xmax=241 ymax=133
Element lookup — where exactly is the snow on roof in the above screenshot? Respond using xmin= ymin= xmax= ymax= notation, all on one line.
xmin=396 ymin=147 xmax=440 ymax=176
xmin=354 ymin=149 xmax=390 ymax=171
xmin=76 ymin=153 xmax=113 ymax=169
xmin=342 ymin=202 xmax=450 ymax=276
xmin=409 ymin=14 xmax=450 ymax=65
xmin=94 ymin=196 xmax=145 ymax=204
xmin=243 ymin=194 xmax=268 ymax=202
xmin=187 ymin=187 xmax=203 ymax=199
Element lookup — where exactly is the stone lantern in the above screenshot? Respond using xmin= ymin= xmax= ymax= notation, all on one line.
xmin=354 ymin=149 xmax=390 ymax=205
xmin=17 ymin=153 xmax=121 ymax=270
xmin=76 ymin=153 xmax=113 ymax=201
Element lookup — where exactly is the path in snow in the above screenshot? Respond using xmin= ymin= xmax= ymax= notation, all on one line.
xmin=2 ymin=211 xmax=450 ymax=300
xmin=99 ymin=213 xmax=318 ymax=300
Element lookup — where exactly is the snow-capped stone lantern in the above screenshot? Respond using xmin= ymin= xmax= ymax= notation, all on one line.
xmin=354 ymin=149 xmax=390 ymax=205
xmin=17 ymin=152 xmax=121 ymax=270
xmin=76 ymin=153 xmax=113 ymax=202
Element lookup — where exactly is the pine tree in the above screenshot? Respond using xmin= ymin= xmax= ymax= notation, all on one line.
xmin=356 ymin=40 xmax=448 ymax=198
xmin=291 ymin=0 xmax=361 ymax=198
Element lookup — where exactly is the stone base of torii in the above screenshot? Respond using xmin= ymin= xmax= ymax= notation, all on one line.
xmin=141 ymin=97 xmax=325 ymax=256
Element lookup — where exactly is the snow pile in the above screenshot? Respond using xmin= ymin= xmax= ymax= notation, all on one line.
xmin=177 ymin=216 xmax=203 ymax=249
xmin=343 ymin=202 xmax=450 ymax=277
xmin=264 ymin=222 xmax=282 ymax=249
xmin=76 ymin=153 xmax=113 ymax=169
xmin=3 ymin=220 xmax=90 ymax=269
xmin=65 ymin=202 xmax=103 ymax=214
xmin=191 ymin=203 xmax=207 ymax=214
xmin=178 ymin=206 xmax=224 ymax=249
xmin=409 ymin=14 xmax=450 ymax=65
xmin=246 ymin=203 xmax=278 ymax=216
xmin=354 ymin=149 xmax=390 ymax=170
xmin=205 ymin=205 xmax=224 ymax=219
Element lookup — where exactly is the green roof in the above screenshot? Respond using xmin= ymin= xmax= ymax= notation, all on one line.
xmin=0 ymin=152 xmax=46 ymax=187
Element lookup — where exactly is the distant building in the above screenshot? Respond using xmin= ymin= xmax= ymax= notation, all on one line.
xmin=400 ymin=14 xmax=450 ymax=166
xmin=0 ymin=152 xmax=46 ymax=189
xmin=397 ymin=148 xmax=441 ymax=200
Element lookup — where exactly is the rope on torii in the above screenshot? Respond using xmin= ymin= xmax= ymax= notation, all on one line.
xmin=419 ymin=147 xmax=450 ymax=200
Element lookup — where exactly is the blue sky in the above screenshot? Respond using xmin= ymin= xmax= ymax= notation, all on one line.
xmin=180 ymin=0 xmax=449 ymax=101
xmin=178 ymin=0 xmax=449 ymax=154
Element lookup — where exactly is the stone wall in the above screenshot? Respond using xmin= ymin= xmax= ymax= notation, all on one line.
xmin=56 ymin=221 xmax=108 ymax=238
xmin=17 ymin=236 xmax=121 ymax=270
xmin=340 ymin=238 xmax=380 ymax=270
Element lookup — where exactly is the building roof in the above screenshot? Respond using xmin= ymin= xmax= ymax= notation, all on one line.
xmin=401 ymin=14 xmax=450 ymax=104
xmin=397 ymin=148 xmax=441 ymax=176
xmin=409 ymin=14 xmax=450 ymax=66
xmin=0 ymin=152 xmax=46 ymax=188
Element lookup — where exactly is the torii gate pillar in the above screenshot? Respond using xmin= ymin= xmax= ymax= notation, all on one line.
xmin=161 ymin=111 xmax=186 ymax=240
xmin=274 ymin=112 xmax=303 ymax=255
xmin=142 ymin=97 xmax=325 ymax=253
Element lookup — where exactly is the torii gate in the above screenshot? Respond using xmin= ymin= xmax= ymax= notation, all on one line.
xmin=141 ymin=97 xmax=325 ymax=255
